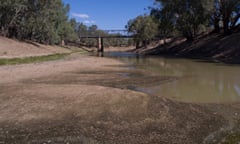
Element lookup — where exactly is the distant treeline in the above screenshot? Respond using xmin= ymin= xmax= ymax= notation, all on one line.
xmin=0 ymin=0 xmax=130 ymax=47
xmin=2 ymin=0 xmax=238 ymax=48
xmin=126 ymin=0 xmax=240 ymax=48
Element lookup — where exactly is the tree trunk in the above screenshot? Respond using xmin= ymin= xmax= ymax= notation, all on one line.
xmin=136 ymin=41 xmax=140 ymax=49
xmin=214 ymin=22 xmax=220 ymax=33
xmin=213 ymin=15 xmax=220 ymax=33
xmin=185 ymin=30 xmax=194 ymax=41
xmin=61 ymin=40 xmax=65 ymax=46
xmin=220 ymin=0 xmax=232 ymax=35
xmin=230 ymin=14 xmax=240 ymax=29
xmin=143 ymin=40 xmax=147 ymax=48
xmin=223 ymin=17 xmax=231 ymax=35
xmin=1 ymin=26 xmax=7 ymax=37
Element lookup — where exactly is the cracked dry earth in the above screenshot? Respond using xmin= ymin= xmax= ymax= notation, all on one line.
xmin=0 ymin=55 xmax=239 ymax=144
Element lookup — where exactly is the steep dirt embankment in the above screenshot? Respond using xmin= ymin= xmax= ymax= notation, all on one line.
xmin=0 ymin=36 xmax=71 ymax=58
xmin=139 ymin=28 xmax=240 ymax=64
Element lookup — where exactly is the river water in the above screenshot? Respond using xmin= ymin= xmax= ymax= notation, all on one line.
xmin=105 ymin=51 xmax=240 ymax=104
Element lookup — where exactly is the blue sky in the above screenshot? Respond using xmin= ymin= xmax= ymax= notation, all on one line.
xmin=63 ymin=0 xmax=154 ymax=30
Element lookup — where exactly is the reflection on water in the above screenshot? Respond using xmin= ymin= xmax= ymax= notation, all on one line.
xmin=105 ymin=52 xmax=240 ymax=103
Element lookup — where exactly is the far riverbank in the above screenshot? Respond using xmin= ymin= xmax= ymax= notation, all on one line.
xmin=134 ymin=29 xmax=240 ymax=65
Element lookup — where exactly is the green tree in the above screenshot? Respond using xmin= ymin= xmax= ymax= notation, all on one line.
xmin=219 ymin=0 xmax=240 ymax=34
xmin=151 ymin=6 xmax=176 ymax=43
xmin=126 ymin=15 xmax=158 ymax=48
xmin=77 ymin=23 xmax=88 ymax=44
xmin=0 ymin=0 xmax=27 ymax=37
xmin=208 ymin=0 xmax=240 ymax=34
xmin=88 ymin=25 xmax=98 ymax=36
xmin=0 ymin=0 xmax=78 ymax=44
xmin=153 ymin=0 xmax=212 ymax=41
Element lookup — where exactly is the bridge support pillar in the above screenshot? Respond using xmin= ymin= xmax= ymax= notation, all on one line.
xmin=97 ymin=37 xmax=104 ymax=53
xmin=100 ymin=37 xmax=104 ymax=53
xmin=98 ymin=37 xmax=101 ymax=52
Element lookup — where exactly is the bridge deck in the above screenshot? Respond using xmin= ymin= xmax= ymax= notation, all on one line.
xmin=79 ymin=35 xmax=135 ymax=38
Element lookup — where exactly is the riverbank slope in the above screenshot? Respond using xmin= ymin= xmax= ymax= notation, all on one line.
xmin=0 ymin=36 xmax=71 ymax=58
xmin=137 ymin=27 xmax=240 ymax=64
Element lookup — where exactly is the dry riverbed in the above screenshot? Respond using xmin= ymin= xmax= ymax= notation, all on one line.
xmin=0 ymin=53 xmax=239 ymax=144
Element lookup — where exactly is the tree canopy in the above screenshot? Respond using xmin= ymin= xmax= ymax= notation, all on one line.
xmin=126 ymin=15 xmax=158 ymax=48
xmin=0 ymin=0 xmax=77 ymax=44
xmin=150 ymin=0 xmax=240 ymax=40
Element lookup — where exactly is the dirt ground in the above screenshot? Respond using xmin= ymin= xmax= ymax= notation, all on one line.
xmin=0 ymin=38 xmax=239 ymax=144
xmin=0 ymin=52 xmax=239 ymax=144
xmin=0 ymin=37 xmax=71 ymax=58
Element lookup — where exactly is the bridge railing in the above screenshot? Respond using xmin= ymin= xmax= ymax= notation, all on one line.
xmin=79 ymin=29 xmax=135 ymax=38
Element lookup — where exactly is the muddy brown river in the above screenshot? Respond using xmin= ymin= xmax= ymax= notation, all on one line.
xmin=105 ymin=52 xmax=240 ymax=104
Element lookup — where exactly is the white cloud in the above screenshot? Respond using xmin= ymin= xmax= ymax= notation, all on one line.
xmin=72 ymin=13 xmax=89 ymax=19
xmin=83 ymin=20 xmax=96 ymax=24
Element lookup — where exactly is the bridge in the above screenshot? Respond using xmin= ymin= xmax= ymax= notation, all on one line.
xmin=79 ymin=29 xmax=135 ymax=53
